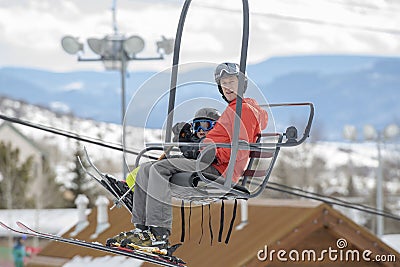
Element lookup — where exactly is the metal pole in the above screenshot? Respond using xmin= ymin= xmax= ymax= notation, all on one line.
xmin=121 ymin=50 xmax=127 ymax=179
xmin=165 ymin=0 xmax=192 ymax=144
xmin=6 ymin=168 xmax=13 ymax=249
xmin=224 ymin=0 xmax=250 ymax=187
xmin=111 ymin=0 xmax=118 ymax=34
xmin=376 ymin=133 xmax=384 ymax=237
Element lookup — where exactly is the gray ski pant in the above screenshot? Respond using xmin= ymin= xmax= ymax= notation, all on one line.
xmin=131 ymin=157 xmax=220 ymax=230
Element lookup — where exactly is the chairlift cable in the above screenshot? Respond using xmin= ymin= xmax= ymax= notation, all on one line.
xmin=191 ymin=2 xmax=400 ymax=36
xmin=269 ymin=181 xmax=395 ymax=216
xmin=0 ymin=113 xmax=157 ymax=160
xmin=265 ymin=184 xmax=400 ymax=221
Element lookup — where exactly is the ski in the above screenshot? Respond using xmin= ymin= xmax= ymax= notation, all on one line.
xmin=0 ymin=221 xmax=186 ymax=267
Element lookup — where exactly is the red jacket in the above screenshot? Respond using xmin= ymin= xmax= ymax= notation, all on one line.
xmin=204 ymin=98 xmax=268 ymax=183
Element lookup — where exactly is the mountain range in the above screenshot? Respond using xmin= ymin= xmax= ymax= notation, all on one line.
xmin=0 ymin=55 xmax=399 ymax=141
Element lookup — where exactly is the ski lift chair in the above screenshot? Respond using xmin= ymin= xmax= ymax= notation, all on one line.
xmin=135 ymin=103 xmax=314 ymax=205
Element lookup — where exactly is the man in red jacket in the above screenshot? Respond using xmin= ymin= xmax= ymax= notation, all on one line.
xmin=108 ymin=62 xmax=268 ymax=251
xmin=205 ymin=62 xmax=268 ymax=183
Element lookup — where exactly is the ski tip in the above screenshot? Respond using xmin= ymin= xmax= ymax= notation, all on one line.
xmin=16 ymin=221 xmax=28 ymax=230
xmin=0 ymin=221 xmax=27 ymax=235
xmin=0 ymin=221 xmax=15 ymax=232
xmin=0 ymin=221 xmax=15 ymax=230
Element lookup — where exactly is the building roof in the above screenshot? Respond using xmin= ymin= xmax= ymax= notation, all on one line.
xmin=383 ymin=235 xmax=400 ymax=254
xmin=0 ymin=209 xmax=79 ymax=237
xmin=26 ymin=198 xmax=400 ymax=267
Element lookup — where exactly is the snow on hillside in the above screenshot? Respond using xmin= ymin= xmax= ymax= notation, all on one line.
xmin=0 ymin=96 xmax=162 ymax=183
xmin=313 ymin=141 xmax=378 ymax=169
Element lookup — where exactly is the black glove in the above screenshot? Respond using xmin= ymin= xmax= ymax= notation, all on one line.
xmin=172 ymin=122 xmax=193 ymax=142
xmin=183 ymin=148 xmax=200 ymax=159
xmin=182 ymin=137 xmax=217 ymax=162
xmin=180 ymin=137 xmax=204 ymax=159
xmin=172 ymin=122 xmax=205 ymax=159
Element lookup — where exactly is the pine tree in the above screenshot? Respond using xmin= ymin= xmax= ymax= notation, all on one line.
xmin=36 ymin=155 xmax=66 ymax=208
xmin=65 ymin=142 xmax=94 ymax=207
xmin=0 ymin=141 xmax=33 ymax=209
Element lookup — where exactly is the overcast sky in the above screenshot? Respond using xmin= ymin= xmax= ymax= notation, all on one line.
xmin=0 ymin=0 xmax=400 ymax=72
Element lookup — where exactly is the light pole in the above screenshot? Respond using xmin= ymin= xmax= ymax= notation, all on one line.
xmin=342 ymin=125 xmax=357 ymax=194
xmin=60 ymin=1 xmax=174 ymax=178
xmin=344 ymin=123 xmax=400 ymax=237
xmin=363 ymin=123 xmax=400 ymax=237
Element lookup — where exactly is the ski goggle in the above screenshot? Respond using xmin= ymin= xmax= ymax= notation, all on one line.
xmin=214 ymin=63 xmax=240 ymax=83
xmin=192 ymin=119 xmax=216 ymax=133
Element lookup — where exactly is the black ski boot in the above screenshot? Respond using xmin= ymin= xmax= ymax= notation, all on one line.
xmin=148 ymin=226 xmax=170 ymax=250
xmin=119 ymin=226 xmax=170 ymax=251
xmin=106 ymin=224 xmax=148 ymax=247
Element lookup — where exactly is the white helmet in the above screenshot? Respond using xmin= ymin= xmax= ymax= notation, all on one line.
xmin=214 ymin=62 xmax=248 ymax=102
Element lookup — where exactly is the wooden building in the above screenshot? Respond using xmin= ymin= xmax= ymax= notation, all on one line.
xmin=26 ymin=198 xmax=399 ymax=267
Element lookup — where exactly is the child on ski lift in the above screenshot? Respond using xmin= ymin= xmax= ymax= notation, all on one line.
xmin=172 ymin=107 xmax=221 ymax=159
xmin=109 ymin=107 xmax=220 ymax=243
xmin=108 ymin=62 xmax=268 ymax=251
xmin=123 ymin=107 xmax=220 ymax=193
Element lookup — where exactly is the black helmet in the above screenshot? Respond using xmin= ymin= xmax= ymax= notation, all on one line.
xmin=214 ymin=62 xmax=247 ymax=102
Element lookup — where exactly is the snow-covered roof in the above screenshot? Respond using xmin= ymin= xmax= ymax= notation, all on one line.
xmin=382 ymin=234 xmax=400 ymax=253
xmin=0 ymin=209 xmax=84 ymax=236
xmin=62 ymin=255 xmax=143 ymax=267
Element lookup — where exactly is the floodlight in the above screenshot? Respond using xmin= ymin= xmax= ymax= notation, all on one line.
xmin=363 ymin=124 xmax=378 ymax=140
xmin=383 ymin=123 xmax=400 ymax=140
xmin=87 ymin=38 xmax=104 ymax=55
xmin=343 ymin=125 xmax=357 ymax=141
xmin=61 ymin=36 xmax=83 ymax=55
xmin=123 ymin=35 xmax=145 ymax=55
xmin=156 ymin=36 xmax=174 ymax=55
